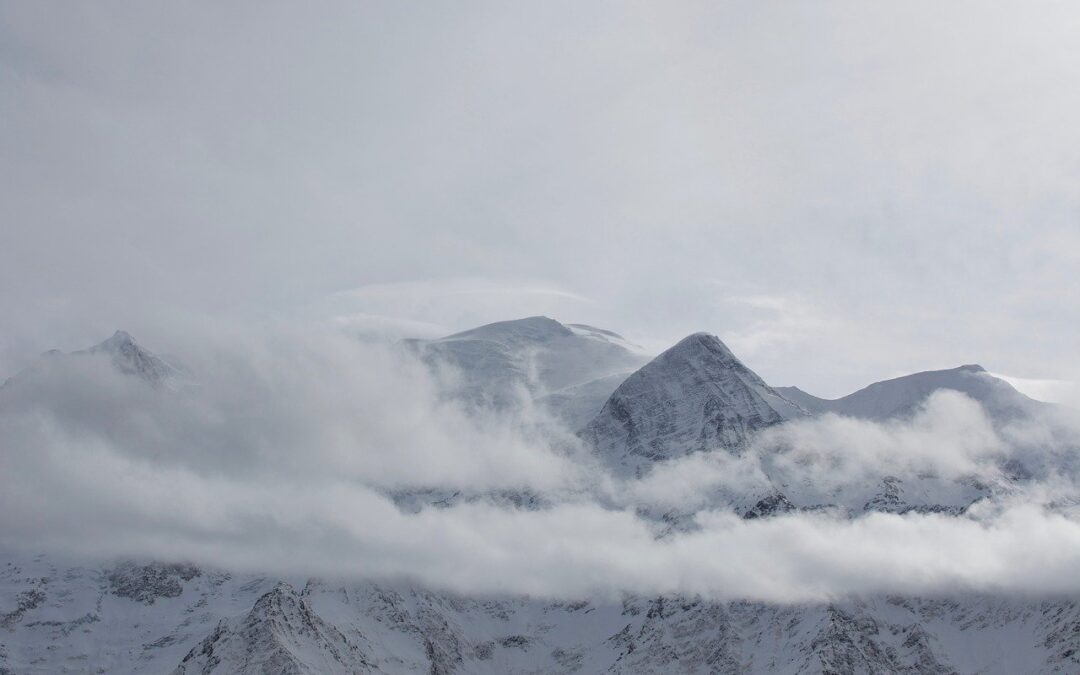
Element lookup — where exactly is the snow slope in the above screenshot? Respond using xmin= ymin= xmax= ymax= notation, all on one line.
xmin=3 ymin=550 xmax=1080 ymax=674
xmin=405 ymin=316 xmax=648 ymax=424
xmin=777 ymin=364 xmax=1046 ymax=422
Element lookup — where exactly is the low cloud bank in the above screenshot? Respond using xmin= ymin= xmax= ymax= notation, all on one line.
xmin=2 ymin=324 xmax=1079 ymax=602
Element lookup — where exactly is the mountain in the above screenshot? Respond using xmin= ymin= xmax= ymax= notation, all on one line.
xmin=583 ymin=332 xmax=806 ymax=476
xmin=82 ymin=330 xmax=181 ymax=387
xmin=3 ymin=549 xmax=1079 ymax=674
xmin=777 ymin=364 xmax=1047 ymax=422
xmin=2 ymin=330 xmax=181 ymax=390
xmin=405 ymin=316 xmax=649 ymax=423
xmin=173 ymin=583 xmax=377 ymax=675
xmin=2 ymin=320 xmax=1077 ymax=674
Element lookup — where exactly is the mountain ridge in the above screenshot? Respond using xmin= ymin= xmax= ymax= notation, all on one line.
xmin=777 ymin=363 xmax=1046 ymax=421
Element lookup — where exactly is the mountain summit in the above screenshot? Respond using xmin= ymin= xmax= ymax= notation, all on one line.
xmin=583 ymin=332 xmax=805 ymax=476
xmin=777 ymin=363 xmax=1043 ymax=421
xmin=82 ymin=330 xmax=180 ymax=386
xmin=2 ymin=330 xmax=180 ymax=390
xmin=406 ymin=316 xmax=648 ymax=418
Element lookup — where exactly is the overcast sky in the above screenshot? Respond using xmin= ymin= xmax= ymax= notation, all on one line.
xmin=3 ymin=1 xmax=1079 ymax=398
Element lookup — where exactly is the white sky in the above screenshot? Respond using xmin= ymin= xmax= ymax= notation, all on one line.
xmin=3 ymin=1 xmax=1079 ymax=399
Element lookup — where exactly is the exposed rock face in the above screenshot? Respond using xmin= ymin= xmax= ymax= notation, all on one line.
xmin=108 ymin=561 xmax=201 ymax=605
xmin=583 ymin=333 xmax=805 ymax=476
xmin=743 ymin=493 xmax=797 ymax=519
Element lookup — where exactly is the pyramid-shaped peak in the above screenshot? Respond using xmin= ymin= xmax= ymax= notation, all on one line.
xmin=667 ymin=332 xmax=736 ymax=356
xmin=82 ymin=330 xmax=179 ymax=385
xmin=91 ymin=330 xmax=139 ymax=353
xmin=583 ymin=331 xmax=805 ymax=476
xmin=649 ymin=332 xmax=748 ymax=376
xmin=107 ymin=329 xmax=136 ymax=344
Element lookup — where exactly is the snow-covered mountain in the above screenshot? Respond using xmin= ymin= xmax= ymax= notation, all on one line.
xmin=2 ymin=330 xmax=182 ymax=391
xmin=583 ymin=332 xmax=805 ymax=476
xmin=172 ymin=582 xmax=378 ymax=675
xmin=3 ymin=549 xmax=1080 ymax=674
xmin=405 ymin=316 xmax=648 ymax=425
xmin=777 ymin=364 xmax=1046 ymax=422
xmin=1 ymin=321 xmax=1077 ymax=674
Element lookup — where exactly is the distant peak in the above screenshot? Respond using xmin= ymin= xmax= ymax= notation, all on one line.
xmin=442 ymin=316 xmax=572 ymax=342
xmin=957 ymin=364 xmax=986 ymax=373
xmin=92 ymin=330 xmax=139 ymax=352
xmin=109 ymin=329 xmax=136 ymax=344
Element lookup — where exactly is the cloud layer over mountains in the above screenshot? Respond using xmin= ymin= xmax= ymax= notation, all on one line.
xmin=2 ymin=322 xmax=1079 ymax=603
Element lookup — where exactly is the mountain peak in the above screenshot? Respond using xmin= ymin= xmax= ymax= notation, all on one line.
xmin=85 ymin=330 xmax=178 ymax=386
xmin=583 ymin=332 xmax=804 ymax=476
xmin=93 ymin=330 xmax=138 ymax=353
xmin=442 ymin=316 xmax=572 ymax=343
xmin=666 ymin=332 xmax=736 ymax=357
xmin=783 ymin=362 xmax=1039 ymax=421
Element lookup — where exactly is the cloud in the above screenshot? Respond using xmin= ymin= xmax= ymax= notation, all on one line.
xmin=3 ymin=323 xmax=1080 ymax=603
xmin=762 ymin=390 xmax=1007 ymax=485
xmin=992 ymin=372 xmax=1080 ymax=406
xmin=312 ymin=278 xmax=595 ymax=340
xmin=0 ymin=324 xmax=585 ymax=492
xmin=617 ymin=390 xmax=1019 ymax=515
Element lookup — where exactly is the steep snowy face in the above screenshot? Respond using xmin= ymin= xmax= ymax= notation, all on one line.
xmin=406 ymin=316 xmax=649 ymax=421
xmin=777 ymin=364 xmax=1046 ymax=422
xmin=173 ymin=583 xmax=376 ymax=675
xmin=583 ymin=333 xmax=806 ymax=476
